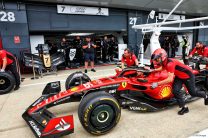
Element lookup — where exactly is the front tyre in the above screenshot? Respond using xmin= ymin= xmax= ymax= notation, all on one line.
xmin=65 ymin=71 xmax=91 ymax=90
xmin=78 ymin=91 xmax=121 ymax=135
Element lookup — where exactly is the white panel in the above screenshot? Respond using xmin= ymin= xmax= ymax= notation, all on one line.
xmin=30 ymin=35 xmax=44 ymax=54
xmin=57 ymin=5 xmax=109 ymax=16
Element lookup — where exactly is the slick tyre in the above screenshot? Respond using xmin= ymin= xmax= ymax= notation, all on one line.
xmin=78 ymin=91 xmax=121 ymax=135
xmin=0 ymin=71 xmax=15 ymax=94
xmin=65 ymin=71 xmax=91 ymax=90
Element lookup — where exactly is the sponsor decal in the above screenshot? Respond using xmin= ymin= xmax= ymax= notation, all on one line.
xmin=54 ymin=96 xmax=70 ymax=105
xmin=122 ymin=82 xmax=127 ymax=88
xmin=60 ymin=90 xmax=68 ymax=94
xmin=32 ymin=97 xmax=45 ymax=107
xmin=160 ymin=86 xmax=172 ymax=98
xmin=71 ymin=87 xmax=78 ymax=92
xmin=55 ymin=119 xmax=70 ymax=131
xmin=129 ymin=106 xmax=147 ymax=111
xmin=92 ymin=79 xmax=102 ymax=84
xmin=109 ymin=89 xmax=116 ymax=94
xmin=73 ymin=73 xmax=83 ymax=78
xmin=45 ymin=95 xmax=58 ymax=104
xmin=51 ymin=82 xmax=60 ymax=89
xmin=100 ymin=84 xmax=120 ymax=89
xmin=42 ymin=120 xmax=47 ymax=125
xmin=84 ymin=104 xmax=93 ymax=127
xmin=121 ymin=101 xmax=134 ymax=105
xmin=29 ymin=121 xmax=41 ymax=137
xmin=83 ymin=82 xmax=93 ymax=88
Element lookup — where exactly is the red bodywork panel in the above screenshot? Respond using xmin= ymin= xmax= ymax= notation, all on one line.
xmin=42 ymin=115 xmax=74 ymax=137
xmin=24 ymin=67 xmax=200 ymax=138
xmin=28 ymin=69 xmax=184 ymax=114
xmin=28 ymin=77 xmax=128 ymax=114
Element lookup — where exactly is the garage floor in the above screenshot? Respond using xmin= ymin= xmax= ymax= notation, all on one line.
xmin=0 ymin=65 xmax=208 ymax=138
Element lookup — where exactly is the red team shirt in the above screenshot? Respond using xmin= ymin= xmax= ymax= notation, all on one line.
xmin=121 ymin=54 xmax=137 ymax=67
xmin=189 ymin=47 xmax=204 ymax=56
xmin=164 ymin=58 xmax=193 ymax=79
xmin=0 ymin=50 xmax=14 ymax=65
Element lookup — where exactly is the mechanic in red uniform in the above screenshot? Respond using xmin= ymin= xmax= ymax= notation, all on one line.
xmin=150 ymin=48 xmax=208 ymax=115
xmin=121 ymin=48 xmax=139 ymax=70
xmin=189 ymin=41 xmax=208 ymax=70
xmin=0 ymin=49 xmax=20 ymax=90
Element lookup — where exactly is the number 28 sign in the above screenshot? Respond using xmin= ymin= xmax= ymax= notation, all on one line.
xmin=0 ymin=11 xmax=15 ymax=22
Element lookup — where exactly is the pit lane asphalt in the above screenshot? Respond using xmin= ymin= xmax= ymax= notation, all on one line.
xmin=0 ymin=65 xmax=208 ymax=138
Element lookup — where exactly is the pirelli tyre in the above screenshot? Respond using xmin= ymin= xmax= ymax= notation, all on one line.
xmin=0 ymin=71 xmax=15 ymax=94
xmin=65 ymin=71 xmax=91 ymax=90
xmin=78 ymin=91 xmax=121 ymax=135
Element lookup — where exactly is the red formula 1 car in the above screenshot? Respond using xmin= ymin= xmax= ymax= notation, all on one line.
xmin=22 ymin=65 xmax=208 ymax=138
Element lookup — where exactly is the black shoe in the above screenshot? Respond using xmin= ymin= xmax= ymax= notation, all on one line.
xmin=204 ymin=97 xmax=208 ymax=105
xmin=178 ymin=107 xmax=189 ymax=115
xmin=91 ymin=68 xmax=96 ymax=72
xmin=84 ymin=69 xmax=87 ymax=73
xmin=14 ymin=86 xmax=20 ymax=91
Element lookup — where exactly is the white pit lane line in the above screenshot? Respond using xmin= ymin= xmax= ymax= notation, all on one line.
xmin=189 ymin=128 xmax=208 ymax=138
xmin=23 ymin=68 xmax=115 ymax=81
xmin=21 ymin=72 xmax=115 ymax=87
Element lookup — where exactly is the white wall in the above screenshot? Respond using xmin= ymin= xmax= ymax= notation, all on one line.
xmin=30 ymin=35 xmax=44 ymax=54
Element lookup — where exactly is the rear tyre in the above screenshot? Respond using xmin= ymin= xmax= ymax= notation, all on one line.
xmin=0 ymin=71 xmax=15 ymax=94
xmin=78 ymin=91 xmax=121 ymax=135
xmin=65 ymin=71 xmax=91 ymax=90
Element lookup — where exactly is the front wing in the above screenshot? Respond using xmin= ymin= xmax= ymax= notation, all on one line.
xmin=22 ymin=108 xmax=74 ymax=138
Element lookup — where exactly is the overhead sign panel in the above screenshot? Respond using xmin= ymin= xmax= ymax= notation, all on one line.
xmin=57 ymin=5 xmax=109 ymax=16
xmin=159 ymin=13 xmax=185 ymax=21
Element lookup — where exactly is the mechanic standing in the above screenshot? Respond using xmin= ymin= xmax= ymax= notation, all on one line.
xmin=73 ymin=36 xmax=83 ymax=66
xmin=181 ymin=35 xmax=189 ymax=63
xmin=61 ymin=37 xmax=69 ymax=68
xmin=189 ymin=41 xmax=208 ymax=70
xmin=0 ymin=49 xmax=20 ymax=90
xmin=82 ymin=36 xmax=96 ymax=73
xmin=150 ymin=48 xmax=208 ymax=115
xmin=120 ymin=48 xmax=139 ymax=70
xmin=101 ymin=36 xmax=109 ymax=63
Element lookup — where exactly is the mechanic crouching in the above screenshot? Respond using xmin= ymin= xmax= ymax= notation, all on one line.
xmin=189 ymin=41 xmax=208 ymax=70
xmin=150 ymin=48 xmax=208 ymax=115
xmin=0 ymin=49 xmax=20 ymax=90
xmin=120 ymin=48 xmax=139 ymax=70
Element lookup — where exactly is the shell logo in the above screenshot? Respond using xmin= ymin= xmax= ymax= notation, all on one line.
xmin=160 ymin=86 xmax=172 ymax=98
xmin=71 ymin=87 xmax=78 ymax=92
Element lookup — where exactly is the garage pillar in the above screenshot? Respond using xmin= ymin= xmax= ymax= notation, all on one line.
xmin=127 ymin=11 xmax=143 ymax=56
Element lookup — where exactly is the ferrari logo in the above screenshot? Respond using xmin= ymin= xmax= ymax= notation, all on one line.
xmin=160 ymin=86 xmax=172 ymax=98
xmin=122 ymin=82 xmax=127 ymax=88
